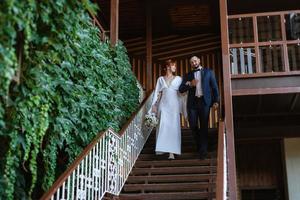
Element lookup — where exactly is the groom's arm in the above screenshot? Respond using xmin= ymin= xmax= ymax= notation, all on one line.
xmin=209 ymin=70 xmax=220 ymax=103
xmin=179 ymin=74 xmax=192 ymax=93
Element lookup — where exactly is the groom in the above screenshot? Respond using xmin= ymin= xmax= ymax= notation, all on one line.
xmin=179 ymin=56 xmax=219 ymax=159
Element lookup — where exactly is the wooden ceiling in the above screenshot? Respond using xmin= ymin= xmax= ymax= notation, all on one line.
xmin=95 ymin=0 xmax=300 ymax=39
xmin=233 ymin=93 xmax=300 ymax=128
xmin=96 ymin=0 xmax=220 ymax=39
xmin=124 ymin=33 xmax=221 ymax=61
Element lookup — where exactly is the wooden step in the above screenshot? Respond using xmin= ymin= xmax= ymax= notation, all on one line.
xmin=130 ymin=166 xmax=216 ymax=176
xmin=126 ymin=174 xmax=216 ymax=184
xmin=138 ymin=152 xmax=216 ymax=161
xmin=123 ymin=182 xmax=214 ymax=193
xmin=134 ymin=159 xmax=216 ymax=168
xmin=141 ymin=146 xmax=198 ymax=154
xmin=145 ymin=140 xmax=198 ymax=146
xmin=147 ymin=134 xmax=195 ymax=140
xmin=115 ymin=127 xmax=218 ymax=200
xmin=146 ymin=130 xmax=217 ymax=139
xmin=148 ymin=128 xmax=217 ymax=134
xmin=144 ymin=139 xmax=217 ymax=147
xmin=118 ymin=191 xmax=215 ymax=200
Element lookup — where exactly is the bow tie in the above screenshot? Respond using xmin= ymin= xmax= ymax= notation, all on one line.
xmin=193 ymin=68 xmax=203 ymax=72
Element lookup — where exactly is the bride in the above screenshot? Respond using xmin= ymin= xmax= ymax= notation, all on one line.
xmin=150 ymin=59 xmax=183 ymax=159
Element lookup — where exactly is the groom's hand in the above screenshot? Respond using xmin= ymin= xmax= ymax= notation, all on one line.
xmin=191 ymin=79 xmax=198 ymax=87
xmin=212 ymin=102 xmax=219 ymax=109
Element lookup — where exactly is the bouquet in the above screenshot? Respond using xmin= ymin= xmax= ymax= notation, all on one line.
xmin=144 ymin=112 xmax=158 ymax=128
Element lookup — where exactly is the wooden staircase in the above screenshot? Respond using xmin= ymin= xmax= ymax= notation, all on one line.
xmin=109 ymin=129 xmax=218 ymax=200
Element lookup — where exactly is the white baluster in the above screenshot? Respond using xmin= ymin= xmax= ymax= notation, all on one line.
xmin=44 ymin=95 xmax=155 ymax=200
xmin=56 ymin=188 xmax=60 ymax=200
xmin=247 ymin=48 xmax=253 ymax=74
xmin=71 ymin=171 xmax=75 ymax=200
xmin=66 ymin=177 xmax=70 ymax=200
xmin=232 ymin=48 xmax=238 ymax=74
xmin=62 ymin=181 xmax=65 ymax=200
xmin=240 ymin=48 xmax=245 ymax=74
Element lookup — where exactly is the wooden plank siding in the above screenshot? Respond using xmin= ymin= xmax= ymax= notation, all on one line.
xmin=236 ymin=140 xmax=285 ymax=198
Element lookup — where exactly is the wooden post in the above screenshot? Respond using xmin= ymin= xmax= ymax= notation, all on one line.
xmin=219 ymin=0 xmax=238 ymax=199
xmin=110 ymin=0 xmax=119 ymax=46
xmin=146 ymin=0 xmax=153 ymax=92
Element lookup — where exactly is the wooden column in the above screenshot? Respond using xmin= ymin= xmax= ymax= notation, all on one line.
xmin=253 ymin=16 xmax=261 ymax=73
xmin=281 ymin=13 xmax=290 ymax=72
xmin=110 ymin=0 xmax=119 ymax=46
xmin=146 ymin=0 xmax=153 ymax=92
xmin=219 ymin=0 xmax=238 ymax=199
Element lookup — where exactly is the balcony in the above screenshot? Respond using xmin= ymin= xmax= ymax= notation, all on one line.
xmin=227 ymin=10 xmax=300 ymax=96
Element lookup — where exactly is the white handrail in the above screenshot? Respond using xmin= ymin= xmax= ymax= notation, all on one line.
xmin=41 ymin=91 xmax=153 ymax=200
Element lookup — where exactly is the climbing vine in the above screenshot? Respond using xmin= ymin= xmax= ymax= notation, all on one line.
xmin=0 ymin=0 xmax=139 ymax=199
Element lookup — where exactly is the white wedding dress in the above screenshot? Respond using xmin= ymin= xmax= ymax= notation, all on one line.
xmin=150 ymin=76 xmax=183 ymax=155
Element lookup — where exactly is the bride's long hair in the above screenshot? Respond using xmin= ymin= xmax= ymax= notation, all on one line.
xmin=163 ymin=59 xmax=176 ymax=76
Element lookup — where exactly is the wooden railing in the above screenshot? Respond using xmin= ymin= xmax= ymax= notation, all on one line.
xmin=92 ymin=17 xmax=109 ymax=42
xmin=216 ymin=120 xmax=228 ymax=200
xmin=228 ymin=10 xmax=300 ymax=76
xmin=40 ymin=91 xmax=153 ymax=200
xmin=180 ymin=107 xmax=219 ymax=129
xmin=88 ymin=10 xmax=109 ymax=42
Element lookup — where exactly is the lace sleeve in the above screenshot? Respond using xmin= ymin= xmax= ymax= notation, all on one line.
xmin=149 ymin=77 xmax=165 ymax=113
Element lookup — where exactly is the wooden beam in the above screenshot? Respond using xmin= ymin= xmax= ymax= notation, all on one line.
xmin=157 ymin=46 xmax=221 ymax=61
xmin=151 ymin=41 xmax=221 ymax=57
xmin=253 ymin=16 xmax=261 ymax=73
xmin=232 ymin=75 xmax=300 ymax=91
xmin=231 ymin=71 xmax=300 ymax=79
xmin=126 ymin=34 xmax=217 ymax=52
xmin=228 ymin=10 xmax=300 ymax=18
xmin=146 ymin=0 xmax=152 ymax=92
xmin=110 ymin=0 xmax=119 ymax=46
xmin=235 ymin=112 xmax=300 ymax=118
xmin=125 ymin=35 xmax=179 ymax=48
xmin=235 ymin=125 xmax=300 ymax=138
xmin=123 ymin=37 xmax=144 ymax=43
xmin=256 ymin=95 xmax=262 ymax=114
xmin=128 ymin=36 xmax=221 ymax=54
xmin=281 ymin=13 xmax=290 ymax=72
xmin=219 ymin=0 xmax=238 ymax=199
xmin=289 ymin=93 xmax=299 ymax=112
xmin=233 ymin=87 xmax=300 ymax=96
xmin=153 ymin=34 xmax=214 ymax=44
xmin=216 ymin=121 xmax=225 ymax=200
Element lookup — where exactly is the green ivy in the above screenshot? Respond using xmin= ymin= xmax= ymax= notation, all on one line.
xmin=0 ymin=0 xmax=139 ymax=199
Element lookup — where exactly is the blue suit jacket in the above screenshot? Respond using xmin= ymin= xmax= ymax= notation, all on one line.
xmin=179 ymin=68 xmax=219 ymax=108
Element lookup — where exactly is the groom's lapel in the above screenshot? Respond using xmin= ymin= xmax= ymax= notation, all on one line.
xmin=190 ymin=71 xmax=195 ymax=80
xmin=202 ymin=68 xmax=207 ymax=79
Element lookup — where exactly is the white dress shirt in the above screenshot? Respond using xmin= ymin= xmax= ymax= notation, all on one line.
xmin=194 ymin=66 xmax=203 ymax=97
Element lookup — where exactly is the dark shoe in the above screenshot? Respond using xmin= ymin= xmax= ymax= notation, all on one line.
xmin=199 ymin=151 xmax=207 ymax=160
xmin=207 ymin=145 xmax=215 ymax=152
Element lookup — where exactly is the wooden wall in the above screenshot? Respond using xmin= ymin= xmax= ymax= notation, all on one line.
xmin=236 ymin=139 xmax=285 ymax=199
